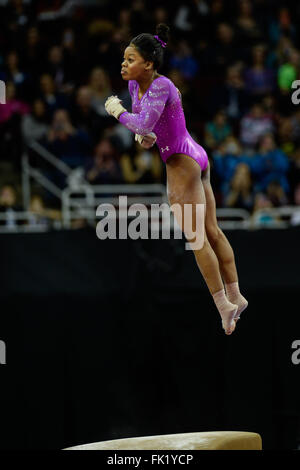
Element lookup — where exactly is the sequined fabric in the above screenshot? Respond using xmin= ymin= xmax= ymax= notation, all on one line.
xmin=119 ymin=76 xmax=208 ymax=171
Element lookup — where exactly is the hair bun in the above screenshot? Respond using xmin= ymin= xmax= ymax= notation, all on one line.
xmin=156 ymin=23 xmax=170 ymax=45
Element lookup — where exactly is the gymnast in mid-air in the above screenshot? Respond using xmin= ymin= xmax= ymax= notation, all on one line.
xmin=105 ymin=23 xmax=248 ymax=335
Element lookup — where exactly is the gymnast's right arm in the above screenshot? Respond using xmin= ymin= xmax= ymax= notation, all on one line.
xmin=105 ymin=77 xmax=169 ymax=135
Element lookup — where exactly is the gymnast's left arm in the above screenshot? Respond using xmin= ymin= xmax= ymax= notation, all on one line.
xmin=104 ymin=78 xmax=169 ymax=135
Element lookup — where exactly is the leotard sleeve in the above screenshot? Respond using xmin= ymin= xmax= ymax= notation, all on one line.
xmin=119 ymin=77 xmax=170 ymax=135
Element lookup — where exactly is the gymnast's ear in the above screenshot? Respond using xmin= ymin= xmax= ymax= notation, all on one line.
xmin=144 ymin=60 xmax=154 ymax=70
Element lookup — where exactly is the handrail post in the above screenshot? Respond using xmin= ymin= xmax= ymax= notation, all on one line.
xmin=22 ymin=152 xmax=31 ymax=210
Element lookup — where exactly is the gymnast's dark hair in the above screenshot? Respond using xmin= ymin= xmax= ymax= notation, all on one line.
xmin=130 ymin=23 xmax=170 ymax=70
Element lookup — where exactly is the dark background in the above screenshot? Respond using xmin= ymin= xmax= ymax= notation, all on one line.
xmin=0 ymin=227 xmax=299 ymax=450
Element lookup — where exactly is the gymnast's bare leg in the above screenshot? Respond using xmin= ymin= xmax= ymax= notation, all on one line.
xmin=166 ymin=153 xmax=238 ymax=335
xmin=201 ymin=161 xmax=248 ymax=321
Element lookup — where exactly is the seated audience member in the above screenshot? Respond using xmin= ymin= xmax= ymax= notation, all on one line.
xmin=44 ymin=45 xmax=75 ymax=95
xmin=210 ymin=64 xmax=250 ymax=122
xmin=277 ymin=116 xmax=295 ymax=156
xmin=235 ymin=0 xmax=263 ymax=48
xmin=240 ymin=102 xmax=274 ymax=150
xmin=268 ymin=7 xmax=297 ymax=45
xmin=212 ymin=136 xmax=244 ymax=187
xmin=27 ymin=193 xmax=61 ymax=228
xmin=223 ymin=162 xmax=254 ymax=211
xmin=244 ymin=44 xmax=276 ymax=98
xmin=251 ymin=192 xmax=281 ymax=227
xmin=254 ymin=133 xmax=290 ymax=195
xmin=266 ymin=180 xmax=289 ymax=207
xmin=169 ymin=39 xmax=199 ymax=80
xmin=41 ymin=109 xmax=92 ymax=168
xmin=0 ymin=184 xmax=23 ymax=227
xmin=21 ymin=98 xmax=49 ymax=144
xmin=204 ymin=110 xmax=232 ymax=151
xmin=120 ymin=141 xmax=163 ymax=184
xmin=277 ymin=48 xmax=300 ymax=93
xmin=0 ymin=81 xmax=30 ymax=168
xmin=71 ymin=86 xmax=113 ymax=145
xmin=85 ymin=137 xmax=123 ymax=185
xmin=88 ymin=67 xmax=113 ymax=117
xmin=0 ymin=49 xmax=29 ymax=100
xmin=0 ymin=81 xmax=30 ymax=125
xmin=38 ymin=73 xmax=69 ymax=117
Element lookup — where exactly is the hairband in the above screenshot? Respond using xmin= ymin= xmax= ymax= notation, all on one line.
xmin=154 ymin=35 xmax=167 ymax=48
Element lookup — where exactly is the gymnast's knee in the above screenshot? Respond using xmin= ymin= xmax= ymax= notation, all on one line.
xmin=206 ymin=225 xmax=222 ymax=247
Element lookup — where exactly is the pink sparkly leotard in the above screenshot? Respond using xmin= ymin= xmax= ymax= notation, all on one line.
xmin=119 ymin=75 xmax=209 ymax=171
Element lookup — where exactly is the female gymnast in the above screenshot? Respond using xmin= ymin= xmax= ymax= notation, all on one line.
xmin=105 ymin=23 xmax=248 ymax=335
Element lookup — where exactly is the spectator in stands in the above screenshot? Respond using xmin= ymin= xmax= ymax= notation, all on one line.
xmin=0 ymin=81 xmax=30 ymax=125
xmin=61 ymin=26 xmax=78 ymax=67
xmin=85 ymin=137 xmax=123 ymax=185
xmin=88 ymin=67 xmax=113 ymax=117
xmin=22 ymin=26 xmax=45 ymax=77
xmin=204 ymin=110 xmax=232 ymax=151
xmin=212 ymin=135 xmax=243 ymax=184
xmin=223 ymin=162 xmax=254 ymax=211
xmin=261 ymin=94 xmax=277 ymax=123
xmin=240 ymin=102 xmax=274 ymax=150
xmin=120 ymin=141 xmax=163 ymax=184
xmin=71 ymin=86 xmax=113 ymax=145
xmin=205 ymin=23 xmax=240 ymax=76
xmin=251 ymin=192 xmax=281 ymax=227
xmin=277 ymin=48 xmax=300 ymax=93
xmin=169 ymin=39 xmax=199 ymax=80
xmin=266 ymin=35 xmax=294 ymax=70
xmin=42 ymin=109 xmax=92 ymax=168
xmin=210 ymin=64 xmax=249 ymax=122
xmin=254 ymin=133 xmax=290 ymax=196
xmin=45 ymin=45 xmax=75 ymax=95
xmin=0 ymin=50 xmax=29 ymax=100
xmin=268 ymin=6 xmax=297 ymax=46
xmin=38 ymin=73 xmax=69 ymax=117
xmin=244 ymin=44 xmax=276 ymax=99
xmin=116 ymin=8 xmax=131 ymax=43
xmin=266 ymin=180 xmax=289 ymax=207
xmin=235 ymin=0 xmax=263 ymax=48
xmin=0 ymin=183 xmax=23 ymax=227
xmin=21 ymin=98 xmax=49 ymax=144
xmin=27 ymin=193 xmax=61 ymax=229
xmin=168 ymin=68 xmax=195 ymax=118
xmin=277 ymin=115 xmax=295 ymax=156
xmin=0 ymin=81 xmax=30 ymax=168
xmin=2 ymin=0 xmax=33 ymax=46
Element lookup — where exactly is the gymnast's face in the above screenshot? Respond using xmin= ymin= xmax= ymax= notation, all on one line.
xmin=121 ymin=45 xmax=153 ymax=81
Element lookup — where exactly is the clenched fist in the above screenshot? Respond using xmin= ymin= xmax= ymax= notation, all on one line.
xmin=105 ymin=95 xmax=127 ymax=120
xmin=135 ymin=132 xmax=157 ymax=149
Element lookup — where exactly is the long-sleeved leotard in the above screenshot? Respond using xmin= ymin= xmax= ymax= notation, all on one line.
xmin=119 ymin=75 xmax=208 ymax=171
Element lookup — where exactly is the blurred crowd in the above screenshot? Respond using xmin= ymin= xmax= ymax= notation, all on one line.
xmin=0 ymin=0 xmax=300 ymax=228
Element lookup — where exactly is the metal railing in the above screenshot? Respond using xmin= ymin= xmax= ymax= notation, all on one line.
xmin=20 ymin=140 xmax=300 ymax=233
xmin=0 ymin=211 xmax=62 ymax=233
xmin=61 ymin=183 xmax=169 ymax=228
xmin=22 ymin=140 xmax=73 ymax=209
